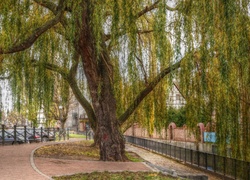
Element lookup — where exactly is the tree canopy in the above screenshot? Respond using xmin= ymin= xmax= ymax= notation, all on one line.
xmin=0 ymin=0 xmax=249 ymax=161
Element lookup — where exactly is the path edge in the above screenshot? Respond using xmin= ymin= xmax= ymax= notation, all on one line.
xmin=30 ymin=144 xmax=53 ymax=180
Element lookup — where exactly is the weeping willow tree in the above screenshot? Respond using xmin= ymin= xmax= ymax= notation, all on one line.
xmin=178 ymin=1 xmax=250 ymax=161
xmin=0 ymin=0 xmax=249 ymax=161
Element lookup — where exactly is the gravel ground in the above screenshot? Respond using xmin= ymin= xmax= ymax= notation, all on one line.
xmin=125 ymin=143 xmax=223 ymax=180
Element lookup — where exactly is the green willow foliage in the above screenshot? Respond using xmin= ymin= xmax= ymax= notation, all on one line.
xmin=0 ymin=0 xmax=249 ymax=160
xmin=178 ymin=1 xmax=250 ymax=160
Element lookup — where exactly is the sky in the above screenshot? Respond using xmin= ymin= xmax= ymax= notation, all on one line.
xmin=0 ymin=79 xmax=12 ymax=112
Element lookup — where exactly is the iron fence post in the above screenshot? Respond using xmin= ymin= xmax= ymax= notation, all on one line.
xmin=47 ymin=128 xmax=50 ymax=141
xmin=2 ymin=124 xmax=4 ymax=145
xmin=175 ymin=146 xmax=177 ymax=160
xmin=166 ymin=144 xmax=168 ymax=156
xmin=191 ymin=149 xmax=193 ymax=165
xmin=53 ymin=128 xmax=56 ymax=141
xmin=214 ymin=154 xmax=216 ymax=173
xmin=170 ymin=145 xmax=172 ymax=158
xmin=197 ymin=151 xmax=200 ymax=167
xmin=40 ymin=127 xmax=43 ymax=142
xmin=157 ymin=141 xmax=159 ymax=153
xmin=174 ymin=145 xmax=176 ymax=158
xmin=24 ymin=126 xmax=27 ymax=143
xmin=205 ymin=153 xmax=207 ymax=170
xmin=179 ymin=147 xmax=181 ymax=160
xmin=156 ymin=141 xmax=158 ymax=152
xmin=185 ymin=148 xmax=186 ymax=163
xmin=248 ymin=162 xmax=250 ymax=180
xmin=14 ymin=125 xmax=17 ymax=144
xmin=234 ymin=159 xmax=236 ymax=179
xmin=223 ymin=157 xmax=226 ymax=177
xmin=33 ymin=127 xmax=36 ymax=142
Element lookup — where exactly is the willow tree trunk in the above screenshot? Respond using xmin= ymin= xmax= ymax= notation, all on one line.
xmin=75 ymin=1 xmax=125 ymax=161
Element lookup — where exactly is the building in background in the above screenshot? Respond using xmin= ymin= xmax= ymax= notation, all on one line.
xmin=166 ymin=83 xmax=186 ymax=109
xmin=66 ymin=99 xmax=90 ymax=132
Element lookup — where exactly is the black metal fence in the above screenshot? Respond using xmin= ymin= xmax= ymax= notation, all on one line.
xmin=0 ymin=125 xmax=69 ymax=145
xmin=125 ymin=136 xmax=250 ymax=180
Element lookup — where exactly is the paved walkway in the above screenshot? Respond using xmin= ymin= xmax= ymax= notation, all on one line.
xmin=0 ymin=140 xmax=152 ymax=180
xmin=126 ymin=144 xmax=221 ymax=180
xmin=0 ymin=140 xmax=221 ymax=180
xmin=0 ymin=143 xmax=50 ymax=180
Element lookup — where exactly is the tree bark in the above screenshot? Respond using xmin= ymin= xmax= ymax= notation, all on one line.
xmin=75 ymin=1 xmax=125 ymax=161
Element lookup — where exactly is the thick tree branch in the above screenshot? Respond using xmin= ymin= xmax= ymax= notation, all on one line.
xmin=69 ymin=52 xmax=80 ymax=78
xmin=118 ymin=60 xmax=181 ymax=124
xmin=34 ymin=0 xmax=72 ymax=12
xmin=136 ymin=1 xmax=181 ymax=18
xmin=42 ymin=62 xmax=97 ymax=126
xmin=67 ymin=71 xmax=97 ymax=129
xmin=34 ymin=0 xmax=69 ymax=28
xmin=33 ymin=0 xmax=57 ymax=14
xmin=0 ymin=7 xmax=64 ymax=54
xmin=136 ymin=1 xmax=160 ymax=18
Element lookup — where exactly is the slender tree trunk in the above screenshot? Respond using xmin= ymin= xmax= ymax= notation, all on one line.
xmin=75 ymin=1 xmax=125 ymax=161
xmin=60 ymin=119 xmax=66 ymax=129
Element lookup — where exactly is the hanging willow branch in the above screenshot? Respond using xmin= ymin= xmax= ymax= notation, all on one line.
xmin=41 ymin=61 xmax=97 ymax=125
xmin=1 ymin=0 xmax=249 ymax=162
xmin=119 ymin=60 xmax=181 ymax=124
xmin=0 ymin=3 xmax=65 ymax=54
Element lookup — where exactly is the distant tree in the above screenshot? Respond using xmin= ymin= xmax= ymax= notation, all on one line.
xmin=167 ymin=107 xmax=186 ymax=127
xmin=6 ymin=110 xmax=28 ymax=126
xmin=43 ymin=73 xmax=73 ymax=129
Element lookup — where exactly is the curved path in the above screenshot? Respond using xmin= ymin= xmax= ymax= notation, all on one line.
xmin=0 ymin=139 xmax=220 ymax=180
xmin=0 ymin=142 xmax=52 ymax=180
xmin=0 ymin=140 xmax=152 ymax=180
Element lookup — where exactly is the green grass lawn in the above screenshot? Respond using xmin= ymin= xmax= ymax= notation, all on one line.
xmin=53 ymin=171 xmax=177 ymax=180
xmin=69 ymin=133 xmax=86 ymax=138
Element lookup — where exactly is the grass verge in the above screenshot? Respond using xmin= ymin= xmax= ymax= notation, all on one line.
xmin=53 ymin=171 xmax=177 ymax=180
xmin=35 ymin=141 xmax=177 ymax=179
xmin=69 ymin=134 xmax=86 ymax=138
